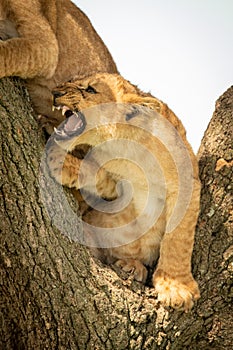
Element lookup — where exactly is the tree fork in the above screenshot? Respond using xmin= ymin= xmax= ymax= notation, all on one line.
xmin=0 ymin=78 xmax=232 ymax=349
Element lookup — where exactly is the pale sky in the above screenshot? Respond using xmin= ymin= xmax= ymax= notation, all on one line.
xmin=74 ymin=0 xmax=233 ymax=152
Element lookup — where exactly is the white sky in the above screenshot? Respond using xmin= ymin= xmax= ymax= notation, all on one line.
xmin=74 ymin=0 xmax=233 ymax=153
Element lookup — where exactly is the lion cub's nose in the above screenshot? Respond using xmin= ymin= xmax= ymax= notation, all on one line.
xmin=52 ymin=90 xmax=67 ymax=105
xmin=52 ymin=90 xmax=66 ymax=99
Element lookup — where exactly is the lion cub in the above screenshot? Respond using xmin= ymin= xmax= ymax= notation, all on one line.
xmin=47 ymin=73 xmax=200 ymax=311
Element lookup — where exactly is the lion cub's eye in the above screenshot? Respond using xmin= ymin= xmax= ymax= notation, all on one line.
xmin=85 ymin=85 xmax=97 ymax=94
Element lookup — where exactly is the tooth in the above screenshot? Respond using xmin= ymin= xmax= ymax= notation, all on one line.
xmin=62 ymin=108 xmax=66 ymax=116
xmin=52 ymin=106 xmax=55 ymax=112
xmin=54 ymin=127 xmax=62 ymax=135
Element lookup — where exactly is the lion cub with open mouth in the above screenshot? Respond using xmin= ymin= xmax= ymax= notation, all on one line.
xmin=47 ymin=73 xmax=200 ymax=311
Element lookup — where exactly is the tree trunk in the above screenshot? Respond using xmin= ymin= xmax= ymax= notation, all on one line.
xmin=0 ymin=77 xmax=232 ymax=349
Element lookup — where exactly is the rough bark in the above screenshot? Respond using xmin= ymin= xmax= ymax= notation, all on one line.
xmin=0 ymin=78 xmax=232 ymax=349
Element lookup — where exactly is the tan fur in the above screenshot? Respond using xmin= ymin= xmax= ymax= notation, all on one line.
xmin=48 ymin=73 xmax=201 ymax=310
xmin=0 ymin=0 xmax=117 ymax=132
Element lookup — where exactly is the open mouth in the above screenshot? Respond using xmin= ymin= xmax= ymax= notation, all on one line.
xmin=53 ymin=106 xmax=86 ymax=140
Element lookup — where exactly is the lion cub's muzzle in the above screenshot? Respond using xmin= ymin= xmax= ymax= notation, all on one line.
xmin=54 ymin=111 xmax=86 ymax=140
xmin=52 ymin=89 xmax=86 ymax=140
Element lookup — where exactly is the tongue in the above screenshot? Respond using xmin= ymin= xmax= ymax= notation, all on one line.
xmin=64 ymin=112 xmax=81 ymax=132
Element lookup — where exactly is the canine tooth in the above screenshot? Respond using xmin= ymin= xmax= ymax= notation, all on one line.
xmin=54 ymin=127 xmax=62 ymax=135
xmin=62 ymin=106 xmax=70 ymax=116
xmin=52 ymin=106 xmax=55 ymax=112
xmin=54 ymin=127 xmax=66 ymax=136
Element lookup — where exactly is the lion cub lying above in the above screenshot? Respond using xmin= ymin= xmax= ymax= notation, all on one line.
xmin=47 ymin=73 xmax=200 ymax=311
xmin=0 ymin=0 xmax=117 ymax=133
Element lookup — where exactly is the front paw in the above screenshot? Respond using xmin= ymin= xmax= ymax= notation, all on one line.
xmin=46 ymin=143 xmax=80 ymax=188
xmin=115 ymin=259 xmax=148 ymax=283
xmin=153 ymin=270 xmax=200 ymax=311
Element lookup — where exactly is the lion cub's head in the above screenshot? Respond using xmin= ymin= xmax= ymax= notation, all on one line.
xmin=52 ymin=73 xmax=143 ymax=113
xmin=52 ymin=73 xmax=186 ymax=144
